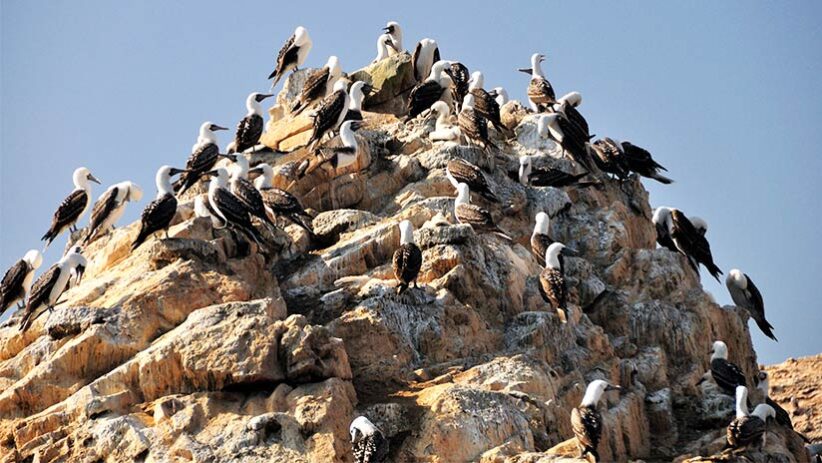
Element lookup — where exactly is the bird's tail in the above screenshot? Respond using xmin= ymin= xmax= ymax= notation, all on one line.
xmin=481 ymin=190 xmax=500 ymax=203
xmin=268 ymin=72 xmax=281 ymax=90
xmin=755 ymin=318 xmax=778 ymax=341
xmin=19 ymin=308 xmax=35 ymax=332
xmin=651 ymin=173 xmax=674 ymax=184
xmin=131 ymin=228 xmax=149 ymax=251
xmin=291 ymin=100 xmax=307 ymax=115
xmin=706 ymin=262 xmax=723 ymax=282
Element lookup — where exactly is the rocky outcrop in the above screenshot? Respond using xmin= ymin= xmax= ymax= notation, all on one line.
xmin=764 ymin=354 xmax=821 ymax=443
xmin=0 ymin=57 xmax=815 ymax=463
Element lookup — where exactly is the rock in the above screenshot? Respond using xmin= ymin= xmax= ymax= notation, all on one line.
xmin=349 ymin=52 xmax=416 ymax=116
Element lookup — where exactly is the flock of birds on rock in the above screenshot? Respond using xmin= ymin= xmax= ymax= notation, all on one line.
xmin=0 ymin=20 xmax=811 ymax=463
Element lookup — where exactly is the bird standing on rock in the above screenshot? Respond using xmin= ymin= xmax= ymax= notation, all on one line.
xmin=350 ymin=416 xmax=389 ymax=463
xmin=83 ymin=181 xmax=144 ymax=245
xmin=519 ymin=53 xmax=556 ymax=112
xmin=459 ymin=94 xmax=496 ymax=152
xmin=176 ymin=122 xmax=228 ymax=195
xmin=250 ymin=163 xmax=314 ymax=234
xmin=726 ymin=269 xmax=777 ymax=341
xmin=230 ymin=93 xmax=274 ymax=154
xmin=445 ymin=158 xmax=498 ymax=203
xmin=307 ymin=79 xmax=350 ymax=151
xmin=393 ymin=220 xmax=422 ymax=295
xmin=226 ymin=154 xmax=278 ymax=230
xmin=206 ymin=167 xmax=264 ymax=246
xmin=726 ymin=386 xmax=771 ymax=451
xmin=19 ymin=247 xmax=87 ymax=332
xmin=0 ymin=250 xmax=43 ymax=317
xmin=42 ymin=167 xmax=101 ymax=248
xmin=708 ymin=340 xmax=747 ymax=395
xmin=530 ymin=212 xmax=554 ymax=262
xmin=572 ymin=379 xmax=622 ymax=462
xmin=291 ymin=55 xmax=343 ymax=115
xmin=268 ymin=26 xmax=312 ymax=90
xmin=406 ymin=61 xmax=452 ymax=122
xmin=454 ymin=183 xmax=510 ymax=240
xmin=539 ymin=242 xmax=572 ymax=322
xmin=132 ymin=166 xmax=187 ymax=251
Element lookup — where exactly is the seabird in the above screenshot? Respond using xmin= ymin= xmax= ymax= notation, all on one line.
xmin=291 ymin=56 xmax=343 ymax=115
xmin=454 ymin=183 xmax=510 ymax=240
xmin=620 ymin=141 xmax=673 ymax=184
xmin=305 ymin=120 xmax=363 ymax=177
xmin=669 ymin=208 xmax=722 ymax=281
xmin=19 ymin=247 xmax=87 ymax=332
xmin=537 ymin=114 xmax=593 ymax=170
xmin=726 ymin=270 xmax=776 ymax=341
xmin=459 ymin=94 xmax=496 ymax=152
xmin=709 ymin=340 xmax=747 ymax=395
xmin=0 ymin=250 xmax=43 ymax=317
xmin=571 ymin=379 xmax=622 ymax=462
xmin=531 ymin=212 xmax=554 ymax=262
xmin=468 ymin=71 xmax=509 ymax=135
xmin=206 ymin=167 xmax=264 ymax=245
xmin=726 ymin=386 xmax=769 ymax=451
xmin=193 ymin=194 xmax=225 ymax=228
xmin=412 ymin=38 xmax=440 ymax=82
xmin=343 ymin=81 xmax=376 ymax=123
xmin=427 ymin=101 xmax=461 ymax=142
xmin=447 ymin=62 xmax=471 ymax=112
xmin=307 ymin=79 xmax=350 ymax=151
xmin=41 ymin=167 xmax=101 ymax=248
xmin=250 ymin=163 xmax=314 ymax=234
xmin=372 ymin=33 xmax=398 ymax=63
xmin=225 ymin=154 xmax=277 ymax=229
xmin=489 ymin=87 xmax=508 ymax=107
xmin=406 ymin=61 xmax=451 ymax=121
xmin=132 ymin=166 xmax=187 ymax=250
xmin=446 ymin=158 xmax=498 ymax=203
xmin=690 ymin=216 xmax=708 ymax=236
xmin=83 ymin=181 xmax=144 ymax=245
xmin=230 ymin=93 xmax=274 ymax=154
xmin=519 ymin=53 xmax=556 ymax=112
xmin=756 ymin=371 xmax=796 ymax=432
xmin=268 ymin=26 xmax=312 ymax=90
xmin=651 ymin=207 xmax=679 ymax=253
xmin=176 ymin=122 xmax=228 ymax=195
xmin=590 ymin=138 xmax=629 ymax=179
xmin=518 ymin=155 xmax=593 ymax=188
xmin=540 ymin=242 xmax=572 ymax=321
xmin=393 ymin=220 xmax=423 ymax=294
xmin=350 ymin=416 xmax=389 ymax=463
xmin=554 ymin=92 xmax=591 ymax=140
xmin=382 ymin=21 xmax=403 ymax=53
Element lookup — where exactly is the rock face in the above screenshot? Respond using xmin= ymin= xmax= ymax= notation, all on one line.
xmin=0 ymin=58 xmax=814 ymax=463
xmin=764 ymin=354 xmax=821 ymax=443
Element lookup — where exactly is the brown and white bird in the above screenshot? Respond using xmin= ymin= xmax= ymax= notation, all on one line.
xmin=538 ymin=114 xmax=592 ymax=170
xmin=709 ymin=340 xmax=747 ymax=395
xmin=518 ymin=155 xmax=593 ymax=188
xmin=459 ymin=94 xmax=496 ymax=152
xmin=406 ymin=60 xmax=452 ymax=121
xmin=652 ymin=207 xmax=679 ymax=253
xmin=446 ymin=158 xmax=498 ymax=203
xmin=726 ymin=386 xmax=769 ymax=451
xmin=539 ymin=242 xmax=571 ymax=322
xmin=42 ymin=167 xmax=101 ymax=248
xmin=176 ymin=122 xmax=228 ymax=195
xmin=19 ymin=247 xmax=87 ymax=332
xmin=668 ymin=208 xmax=722 ymax=281
xmin=412 ymin=38 xmax=440 ymax=82
xmin=268 ymin=26 xmax=312 ymax=90
xmin=554 ymin=92 xmax=590 ymax=140
xmin=307 ymin=79 xmax=350 ymax=151
xmin=132 ymin=166 xmax=186 ymax=251
xmin=447 ymin=62 xmax=471 ymax=112
xmin=206 ymin=167 xmax=264 ymax=246
xmin=727 ymin=270 xmax=776 ymax=341
xmin=0 ymin=249 xmax=43 ymax=317
xmin=304 ymin=119 xmax=363 ymax=177
xmin=350 ymin=416 xmax=389 ymax=463
xmin=756 ymin=371 xmax=797 ymax=432
xmin=468 ymin=71 xmax=509 ymax=135
xmin=620 ymin=141 xmax=673 ymax=184
xmin=226 ymin=154 xmax=277 ymax=229
xmin=230 ymin=93 xmax=274 ymax=154
xmin=382 ymin=21 xmax=403 ymax=54
xmin=250 ymin=163 xmax=314 ymax=234
xmin=531 ymin=212 xmax=554 ymax=261
xmin=83 ymin=181 xmax=143 ymax=245
xmin=393 ymin=220 xmax=422 ymax=295
xmin=454 ymin=183 xmax=510 ymax=240
xmin=519 ymin=53 xmax=556 ymax=112
xmin=427 ymin=101 xmax=461 ymax=142
xmin=590 ymin=137 xmax=629 ymax=180
xmin=571 ymin=379 xmax=621 ymax=462
xmin=291 ymin=55 xmax=343 ymax=115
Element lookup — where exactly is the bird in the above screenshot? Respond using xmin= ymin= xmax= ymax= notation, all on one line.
xmin=571 ymin=379 xmax=622 ymax=462
xmin=291 ymin=55 xmax=343 ymax=115
xmin=446 ymin=158 xmax=498 ymax=203
xmin=531 ymin=212 xmax=554 ymax=262
xmin=619 ymin=141 xmax=673 ymax=184
xmin=540 ymin=242 xmax=572 ymax=322
xmin=519 ymin=53 xmax=556 ymax=112
xmin=406 ymin=61 xmax=452 ymax=121
xmin=454 ymin=183 xmax=510 ymax=240
xmin=19 ymin=247 xmax=87 ymax=332
xmin=372 ymin=33 xmax=398 ymax=63
xmin=225 ymin=154 xmax=277 ymax=230
xmin=726 ymin=270 xmax=776 ymax=341
xmin=668 ymin=208 xmax=722 ymax=281
xmin=176 ymin=122 xmax=228 ymax=195
xmin=83 ymin=181 xmax=144 ymax=245
xmin=690 ymin=216 xmax=708 ymax=236
xmin=206 ymin=167 xmax=264 ymax=245
xmin=0 ymin=249 xmax=43 ymax=317
xmin=590 ymin=138 xmax=629 ymax=180
xmin=307 ymin=79 xmax=350 ymax=151
xmin=393 ymin=220 xmax=423 ymax=294
xmin=250 ymin=163 xmax=314 ymax=234
xmin=41 ymin=167 xmax=101 ymax=248
xmin=426 ymin=101 xmax=461 ymax=142
xmin=459 ymin=94 xmax=496 ymax=152
xmin=447 ymin=62 xmax=471 ymax=112
xmin=382 ymin=21 xmax=403 ymax=54
xmin=468 ymin=71 xmax=509 ymax=135
xmin=230 ymin=93 xmax=274 ymax=154
xmin=756 ymin=371 xmax=797 ymax=432
xmin=132 ymin=166 xmax=187 ymax=251
xmin=489 ymin=87 xmax=508 ymax=107
xmin=537 ymin=114 xmax=593 ymax=170
xmin=268 ymin=26 xmax=312 ymax=90
xmin=726 ymin=386 xmax=769 ymax=451
xmin=554 ymin=92 xmax=590 ymax=140
xmin=651 ymin=207 xmax=679 ymax=253
xmin=518 ymin=155 xmax=593 ymax=188
xmin=412 ymin=38 xmax=440 ymax=82
xmin=350 ymin=416 xmax=389 ymax=463
xmin=193 ymin=194 xmax=225 ymax=228
xmin=709 ymin=340 xmax=747 ymax=395
xmin=304 ymin=119 xmax=363 ymax=177
xmin=343 ymin=81 xmax=376 ymax=122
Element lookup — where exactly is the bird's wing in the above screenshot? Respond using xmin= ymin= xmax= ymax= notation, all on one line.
xmin=51 ymin=190 xmax=88 ymax=227
xmin=235 ymin=115 xmax=264 ymax=152
xmin=274 ymin=34 xmax=296 ymax=73
xmin=412 ymin=41 xmax=423 ymax=80
xmin=25 ymin=264 xmax=60 ymax=312
xmin=571 ymin=406 xmax=600 ymax=451
xmin=186 ymin=143 xmax=220 ymax=172
xmin=300 ymin=67 xmax=330 ymax=102
xmin=456 ymin=203 xmax=494 ymax=228
xmin=88 ymin=186 xmax=120 ymax=233
xmin=0 ymin=260 xmax=27 ymax=298
xmin=393 ymin=243 xmax=423 ymax=283
xmin=528 ymin=77 xmax=555 ymax=104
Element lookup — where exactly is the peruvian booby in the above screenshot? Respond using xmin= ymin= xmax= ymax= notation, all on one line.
xmin=291 ymin=56 xmax=343 ymax=115
xmin=489 ymin=87 xmax=508 ymax=107
xmin=537 ymin=114 xmax=592 ymax=170
xmin=518 ymin=155 xmax=593 ymax=188
xmin=42 ymin=167 xmax=101 ymax=248
xmin=620 ymin=141 xmax=673 ymax=184
xmin=727 ymin=270 xmax=776 ymax=341
xmin=83 ymin=181 xmax=144 ymax=245
xmin=194 ymin=194 xmax=225 ymax=228
xmin=382 ymin=21 xmax=403 ymax=54
xmin=406 ymin=61 xmax=451 ymax=121
xmin=669 ymin=208 xmax=722 ymax=281
xmin=427 ymin=101 xmax=461 ymax=142
xmin=343 ymin=81 xmax=376 ymax=123
xmin=726 ymin=386 xmax=768 ymax=451
xmin=268 ymin=26 xmax=312 ymax=90
xmin=250 ymin=163 xmax=314 ymax=234
xmin=710 ymin=340 xmax=747 ymax=395
xmin=454 ymin=183 xmax=510 ymax=240
xmin=350 ymin=416 xmax=389 ymax=463
xmin=651 ymin=207 xmax=679 ymax=253
xmin=459 ymin=94 xmax=496 ymax=152
xmin=447 ymin=62 xmax=471 ymax=112
xmin=412 ymin=38 xmax=440 ymax=82
xmin=19 ymin=247 xmax=87 ymax=332
xmin=226 ymin=154 xmax=277 ymax=229
xmin=468 ymin=71 xmax=509 ymax=136
xmin=554 ymin=92 xmax=590 ymax=140
xmin=0 ymin=250 xmax=43 ymax=317
xmin=373 ymin=33 xmax=398 ymax=63
xmin=540 ymin=242 xmax=571 ymax=321
xmin=132 ymin=166 xmax=186 ymax=250
xmin=176 ymin=122 xmax=228 ymax=195
xmin=305 ymin=120 xmax=363 ymax=176
xmin=519 ymin=53 xmax=556 ymax=112
xmin=756 ymin=371 xmax=796 ymax=431
xmin=590 ymin=137 xmax=629 ymax=180
xmin=531 ymin=212 xmax=554 ymax=262
xmin=393 ymin=220 xmax=422 ymax=295
xmin=231 ymin=93 xmax=274 ymax=154
xmin=206 ymin=167 xmax=264 ymax=245
xmin=571 ymin=380 xmax=622 ymax=462
xmin=307 ymin=79 xmax=350 ymax=151
xmin=446 ymin=158 xmax=498 ymax=203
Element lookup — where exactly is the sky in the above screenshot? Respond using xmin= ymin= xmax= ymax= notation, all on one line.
xmin=1 ymin=1 xmax=820 ymax=364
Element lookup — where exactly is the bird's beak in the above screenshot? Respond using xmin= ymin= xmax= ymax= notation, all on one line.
xmin=563 ymin=247 xmax=578 ymax=255
xmin=169 ymin=168 xmax=189 ymax=176
xmin=350 ymin=121 xmax=363 ymax=131
xmin=212 ymin=125 xmax=229 ymax=131
xmin=382 ymin=27 xmax=390 ymax=32
xmin=517 ymin=68 xmax=532 ymax=75
xmin=256 ymin=93 xmax=274 ymax=102
xmin=248 ymin=167 xmax=264 ymax=176
xmin=362 ymin=83 xmax=377 ymax=95
xmin=87 ymin=174 xmax=101 ymax=184
xmin=605 ymin=384 xmax=622 ymax=392
xmin=488 ymin=89 xmax=498 ymax=97
xmin=220 ymin=153 xmax=238 ymax=162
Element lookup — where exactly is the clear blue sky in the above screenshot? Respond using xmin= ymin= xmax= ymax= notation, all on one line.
xmin=2 ymin=1 xmax=820 ymax=364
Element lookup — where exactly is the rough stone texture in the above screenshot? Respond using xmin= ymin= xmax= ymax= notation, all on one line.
xmin=764 ymin=354 xmax=821 ymax=443
xmin=0 ymin=56 xmax=814 ymax=463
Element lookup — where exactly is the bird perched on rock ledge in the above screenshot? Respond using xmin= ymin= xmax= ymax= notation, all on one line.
xmin=572 ymin=379 xmax=622 ymax=462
